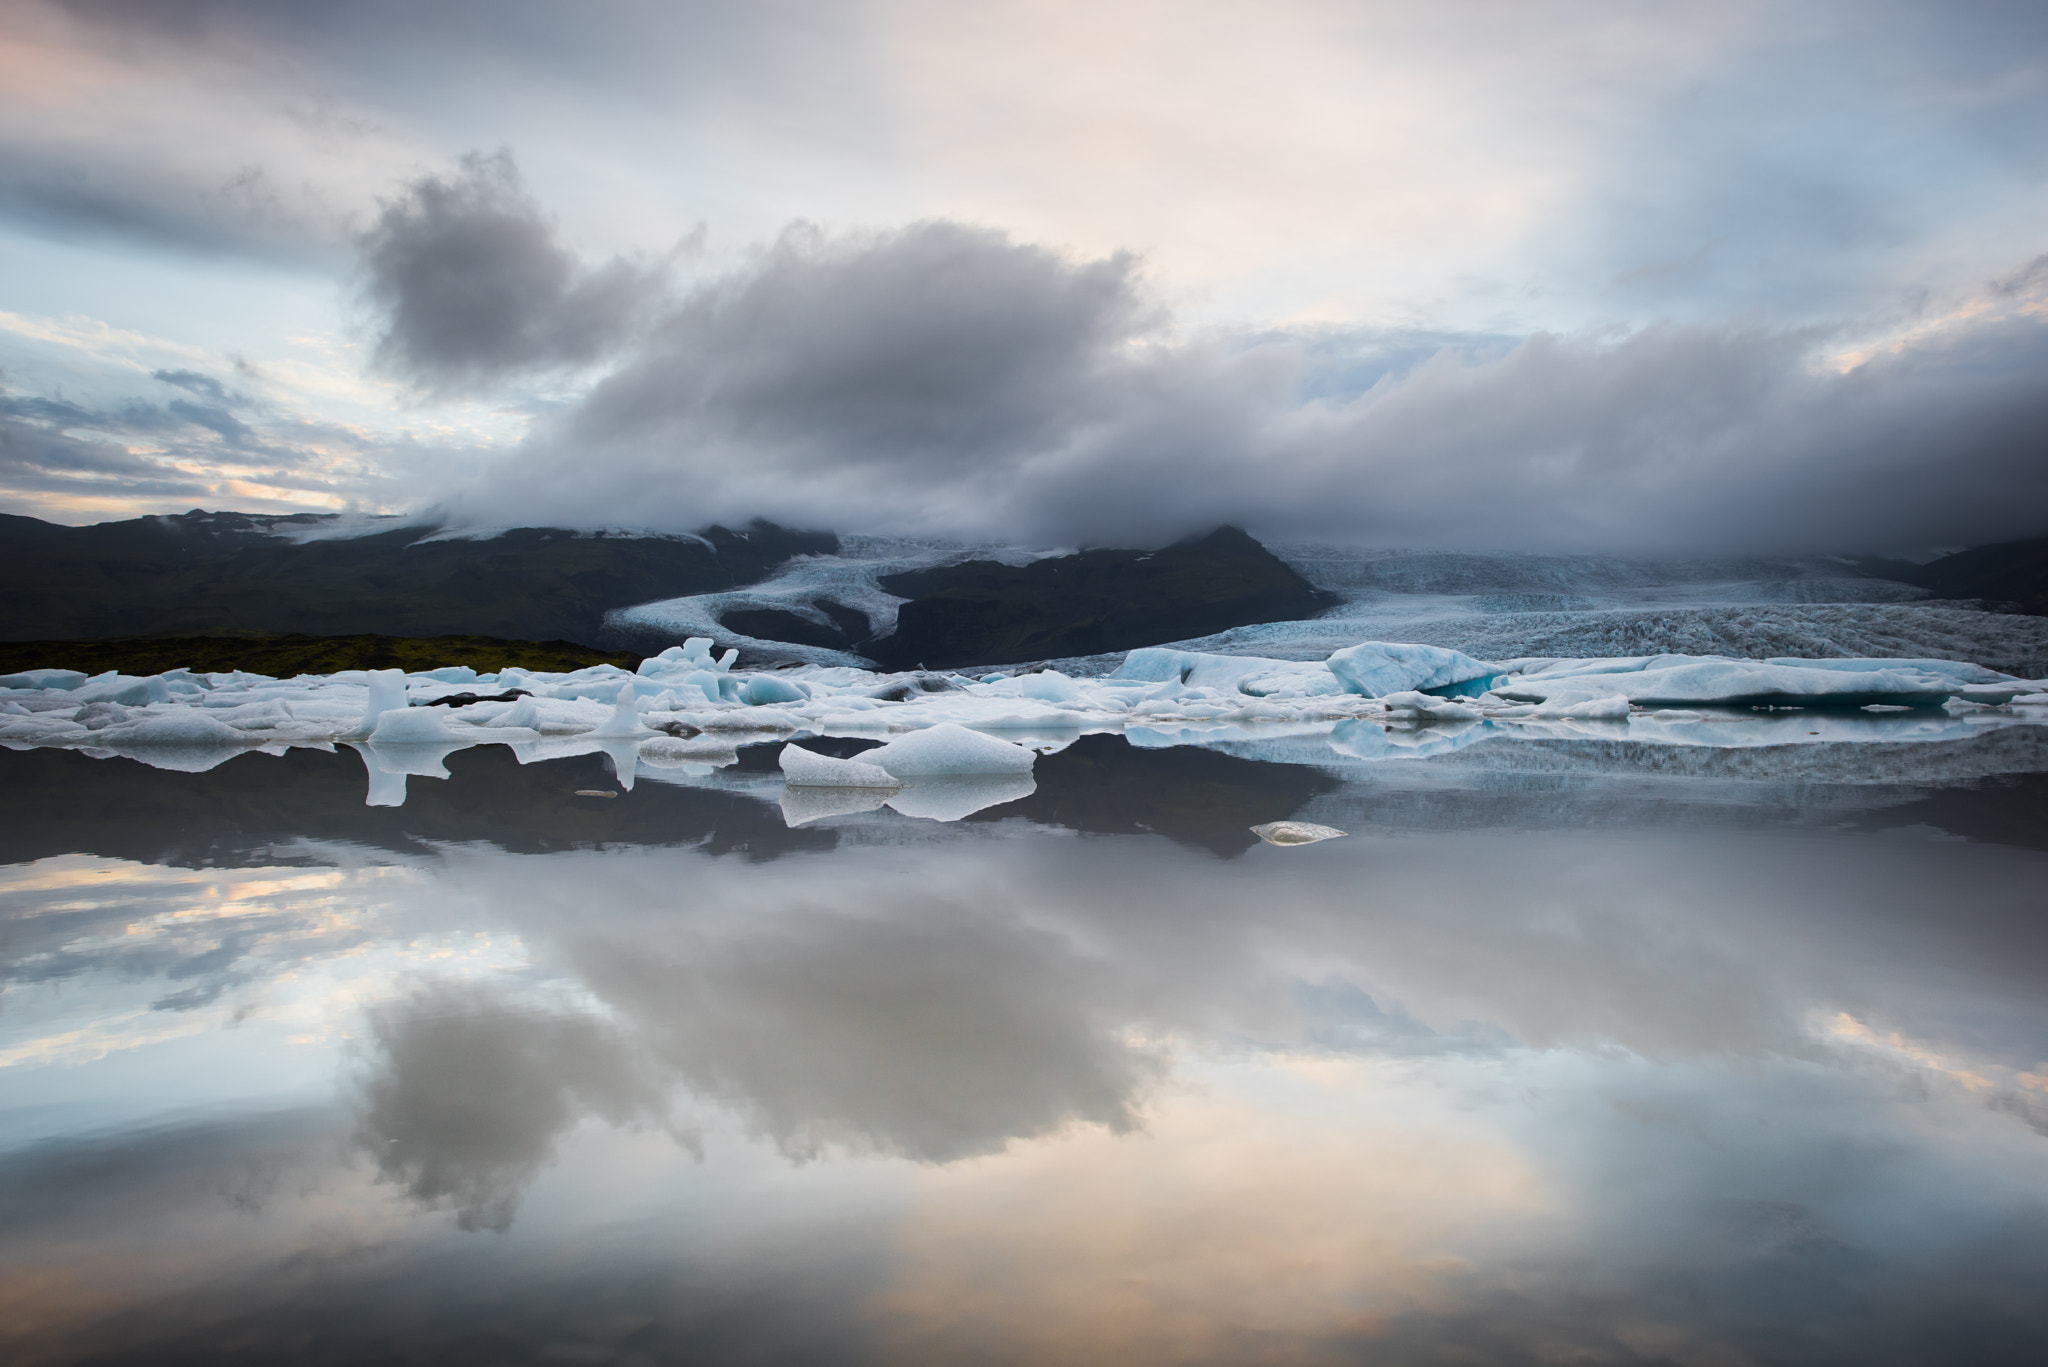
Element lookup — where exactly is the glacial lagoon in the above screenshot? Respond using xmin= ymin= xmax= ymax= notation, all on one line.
xmin=4 ymin=716 xmax=2048 ymax=1366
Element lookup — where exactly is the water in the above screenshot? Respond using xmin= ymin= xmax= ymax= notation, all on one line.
xmin=4 ymin=724 xmax=2048 ymax=1365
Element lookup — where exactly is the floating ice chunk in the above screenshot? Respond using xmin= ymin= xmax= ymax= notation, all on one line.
xmin=1012 ymin=670 xmax=1083 ymax=703
xmin=1762 ymin=657 xmax=2019 ymax=685
xmin=350 ymin=669 xmax=409 ymax=736
xmin=1112 ymin=648 xmax=1334 ymax=697
xmin=2012 ymin=693 xmax=2048 ymax=707
xmin=697 ymin=707 xmax=803 ymax=732
xmin=103 ymin=711 xmax=254 ymax=746
xmin=779 ymin=785 xmax=895 ymax=827
xmin=1326 ymin=642 xmax=1497 ymax=698
xmin=367 ymin=706 xmax=467 ymax=744
xmin=586 ymin=686 xmax=649 ymax=738
xmin=417 ymin=665 xmax=478 ymax=684
xmin=779 ymin=744 xmax=901 ymax=788
xmin=864 ymin=723 xmax=1037 ymax=776
xmin=213 ymin=699 xmax=296 ymax=731
xmin=1251 ymin=821 xmax=1346 ymax=846
xmin=886 ymin=773 xmax=1036 ymax=821
xmin=1382 ymin=690 xmax=1485 ymax=721
xmin=72 ymin=672 xmax=175 ymax=706
xmin=739 ymin=674 xmax=807 ymax=705
xmin=1493 ymin=659 xmax=1956 ymax=709
xmin=0 ymin=669 xmax=87 ymax=691
xmin=1954 ymin=683 xmax=2033 ymax=705
xmin=1535 ymin=694 xmax=1632 ymax=720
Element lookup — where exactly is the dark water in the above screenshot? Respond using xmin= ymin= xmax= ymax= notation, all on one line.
xmin=3 ymin=726 xmax=2048 ymax=1365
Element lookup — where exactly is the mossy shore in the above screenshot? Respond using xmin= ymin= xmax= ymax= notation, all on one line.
xmin=0 ymin=634 xmax=641 ymax=680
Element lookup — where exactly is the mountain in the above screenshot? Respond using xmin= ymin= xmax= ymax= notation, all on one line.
xmin=1856 ymin=536 xmax=2048 ymax=617
xmin=867 ymin=526 xmax=1336 ymax=670
xmin=0 ymin=511 xmax=836 ymax=649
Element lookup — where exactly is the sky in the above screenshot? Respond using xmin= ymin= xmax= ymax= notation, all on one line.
xmin=1 ymin=0 xmax=2046 ymax=552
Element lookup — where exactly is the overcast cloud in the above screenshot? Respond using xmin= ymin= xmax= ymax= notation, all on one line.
xmin=433 ymin=214 xmax=2048 ymax=553
xmin=1 ymin=0 xmax=2046 ymax=550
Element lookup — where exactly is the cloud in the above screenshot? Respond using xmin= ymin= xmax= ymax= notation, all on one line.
xmin=357 ymin=151 xmax=671 ymax=394
xmin=571 ymin=897 xmax=1163 ymax=1164
xmin=437 ymin=217 xmax=2048 ymax=553
xmin=349 ymin=976 xmax=669 ymax=1231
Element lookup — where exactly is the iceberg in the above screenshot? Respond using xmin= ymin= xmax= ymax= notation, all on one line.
xmin=1250 ymin=821 xmax=1346 ymax=846
xmin=104 ymin=711 xmax=255 ymax=747
xmin=1326 ymin=642 xmax=1498 ymax=698
xmin=368 ymin=706 xmax=465 ymax=744
xmin=778 ymin=744 xmax=901 ymax=788
xmin=350 ymin=669 xmax=410 ymax=737
xmin=0 ymin=669 xmax=87 ymax=691
xmin=864 ymin=723 xmax=1038 ymax=777
xmin=1492 ymin=659 xmax=1959 ymax=709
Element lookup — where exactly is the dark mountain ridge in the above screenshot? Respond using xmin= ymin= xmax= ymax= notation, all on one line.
xmin=868 ymin=526 xmax=1336 ymax=670
xmin=0 ymin=510 xmax=835 ymax=649
xmin=1850 ymin=536 xmax=2048 ymax=618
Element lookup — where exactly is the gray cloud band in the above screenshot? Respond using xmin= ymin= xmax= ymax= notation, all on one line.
xmin=394 ymin=199 xmax=2048 ymax=552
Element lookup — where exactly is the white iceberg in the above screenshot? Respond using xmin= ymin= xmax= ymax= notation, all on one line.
xmin=864 ymin=723 xmax=1038 ymax=776
xmin=778 ymin=744 xmax=902 ymax=788
xmin=1251 ymin=821 xmax=1346 ymax=846
xmin=1493 ymin=658 xmax=1958 ymax=709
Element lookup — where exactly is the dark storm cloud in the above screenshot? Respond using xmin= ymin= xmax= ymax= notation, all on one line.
xmin=443 ymin=218 xmax=2048 ymax=553
xmin=358 ymin=152 xmax=671 ymax=394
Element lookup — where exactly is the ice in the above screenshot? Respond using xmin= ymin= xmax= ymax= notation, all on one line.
xmin=367 ymin=706 xmax=466 ymax=744
xmin=103 ymin=710 xmax=254 ymax=746
xmin=1326 ymin=642 xmax=1498 ymax=698
xmin=3 ymin=616 xmax=2044 ymax=807
xmin=352 ymin=669 xmax=410 ymax=736
xmin=1250 ymin=821 xmax=1346 ymax=846
xmin=738 ymin=674 xmax=807 ymax=705
xmin=70 ymin=673 xmax=176 ymax=707
xmin=779 ymin=744 xmax=901 ymax=788
xmin=1492 ymin=659 xmax=1959 ymax=709
xmin=0 ymin=669 xmax=87 ymax=691
xmin=864 ymin=723 xmax=1038 ymax=776
xmin=1380 ymin=690 xmax=1486 ymax=721
xmin=586 ymin=686 xmax=650 ymax=738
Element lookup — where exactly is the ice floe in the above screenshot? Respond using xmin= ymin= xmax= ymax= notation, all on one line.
xmin=3 ymin=635 xmax=2044 ymax=815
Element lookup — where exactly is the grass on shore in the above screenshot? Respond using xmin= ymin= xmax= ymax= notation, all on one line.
xmin=0 ymin=633 xmax=641 ymax=680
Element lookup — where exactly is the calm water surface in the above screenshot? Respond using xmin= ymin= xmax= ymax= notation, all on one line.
xmin=3 ymin=724 xmax=2047 ymax=1365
